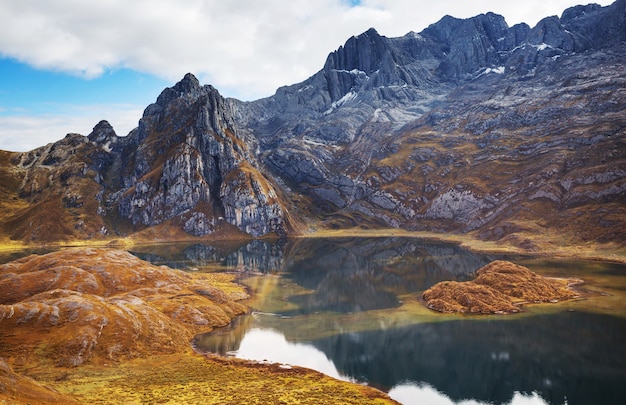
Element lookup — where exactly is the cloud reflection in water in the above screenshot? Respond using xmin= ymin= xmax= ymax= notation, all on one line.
xmin=233 ymin=328 xmax=550 ymax=405
xmin=235 ymin=328 xmax=346 ymax=381
xmin=389 ymin=384 xmax=548 ymax=405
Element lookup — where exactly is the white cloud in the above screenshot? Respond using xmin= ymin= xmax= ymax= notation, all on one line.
xmin=0 ymin=104 xmax=143 ymax=152
xmin=0 ymin=0 xmax=613 ymax=101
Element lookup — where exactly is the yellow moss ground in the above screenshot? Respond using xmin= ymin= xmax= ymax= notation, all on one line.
xmin=32 ymin=352 xmax=397 ymax=405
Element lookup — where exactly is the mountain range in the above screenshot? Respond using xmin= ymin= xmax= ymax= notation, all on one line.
xmin=1 ymin=0 xmax=625 ymax=252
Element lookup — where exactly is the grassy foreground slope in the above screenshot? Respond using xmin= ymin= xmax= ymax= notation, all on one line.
xmin=0 ymin=248 xmax=396 ymax=404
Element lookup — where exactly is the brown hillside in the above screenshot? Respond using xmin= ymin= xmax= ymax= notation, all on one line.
xmin=0 ymin=248 xmax=247 ymax=368
xmin=0 ymin=248 xmax=398 ymax=405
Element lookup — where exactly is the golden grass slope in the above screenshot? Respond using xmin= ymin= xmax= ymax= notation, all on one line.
xmin=0 ymin=248 xmax=398 ymax=404
xmin=0 ymin=248 xmax=247 ymax=368
xmin=422 ymin=260 xmax=582 ymax=314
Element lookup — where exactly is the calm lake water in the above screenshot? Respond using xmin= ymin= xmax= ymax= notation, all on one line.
xmin=4 ymin=237 xmax=625 ymax=404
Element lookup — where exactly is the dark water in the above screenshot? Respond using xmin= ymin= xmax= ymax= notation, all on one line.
xmin=315 ymin=311 xmax=626 ymax=405
xmin=5 ymin=237 xmax=625 ymax=404
xmin=145 ymin=238 xmax=626 ymax=404
xmin=200 ymin=312 xmax=626 ymax=405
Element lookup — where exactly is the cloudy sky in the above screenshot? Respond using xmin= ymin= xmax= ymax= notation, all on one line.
xmin=0 ymin=0 xmax=614 ymax=152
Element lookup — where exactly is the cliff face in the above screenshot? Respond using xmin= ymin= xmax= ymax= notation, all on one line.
xmin=111 ymin=74 xmax=289 ymax=237
xmin=241 ymin=0 xmax=626 ymax=247
xmin=1 ymin=0 xmax=624 ymax=246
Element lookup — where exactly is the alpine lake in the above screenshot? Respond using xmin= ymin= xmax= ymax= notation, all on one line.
xmin=6 ymin=237 xmax=625 ymax=405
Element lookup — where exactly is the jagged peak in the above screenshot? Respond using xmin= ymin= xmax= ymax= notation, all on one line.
xmin=323 ymin=27 xmax=389 ymax=74
xmin=558 ymin=0 xmax=626 ymax=48
xmin=560 ymin=3 xmax=603 ymax=22
xmin=155 ymin=73 xmax=205 ymax=107
xmin=88 ymin=120 xmax=117 ymax=144
xmin=173 ymin=72 xmax=201 ymax=94
xmin=422 ymin=12 xmax=508 ymax=44
xmin=356 ymin=27 xmax=382 ymax=39
xmin=91 ymin=119 xmax=115 ymax=133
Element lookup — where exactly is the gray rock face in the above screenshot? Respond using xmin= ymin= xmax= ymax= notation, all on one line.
xmin=425 ymin=189 xmax=490 ymax=224
xmin=111 ymin=74 xmax=289 ymax=237
xmin=88 ymin=120 xmax=118 ymax=145
xmin=421 ymin=12 xmax=511 ymax=79
xmin=5 ymin=1 xmax=625 ymax=245
xmin=230 ymin=0 xmax=626 ymax=238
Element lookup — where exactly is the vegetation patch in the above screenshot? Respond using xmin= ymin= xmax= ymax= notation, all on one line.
xmin=34 ymin=353 xmax=397 ymax=404
xmin=422 ymin=260 xmax=582 ymax=314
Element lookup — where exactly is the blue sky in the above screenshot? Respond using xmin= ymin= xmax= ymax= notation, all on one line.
xmin=0 ymin=61 xmax=168 ymax=111
xmin=0 ymin=60 xmax=170 ymax=150
xmin=0 ymin=0 xmax=614 ymax=152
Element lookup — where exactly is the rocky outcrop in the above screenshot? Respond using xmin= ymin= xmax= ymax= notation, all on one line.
xmin=113 ymin=74 xmax=289 ymax=237
xmin=0 ymin=248 xmax=247 ymax=367
xmin=422 ymin=261 xmax=581 ymax=314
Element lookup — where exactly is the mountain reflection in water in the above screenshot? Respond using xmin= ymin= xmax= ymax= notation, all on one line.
xmin=123 ymin=237 xmax=626 ymax=405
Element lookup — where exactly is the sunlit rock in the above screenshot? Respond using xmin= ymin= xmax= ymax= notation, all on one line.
xmin=0 ymin=248 xmax=247 ymax=367
xmin=422 ymin=260 xmax=581 ymax=314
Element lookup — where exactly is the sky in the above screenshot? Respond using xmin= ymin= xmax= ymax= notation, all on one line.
xmin=0 ymin=0 xmax=614 ymax=152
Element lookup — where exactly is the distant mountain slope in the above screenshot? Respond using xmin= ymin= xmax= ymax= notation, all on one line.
xmin=1 ymin=0 xmax=624 ymax=250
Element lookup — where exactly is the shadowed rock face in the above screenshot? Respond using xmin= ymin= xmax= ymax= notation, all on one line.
xmin=0 ymin=1 xmax=624 ymax=245
xmin=422 ymin=260 xmax=580 ymax=314
xmin=0 ymin=248 xmax=246 ymax=367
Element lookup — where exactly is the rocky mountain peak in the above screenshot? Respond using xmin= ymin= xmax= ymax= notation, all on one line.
xmin=559 ymin=0 xmax=626 ymax=50
xmin=87 ymin=120 xmax=117 ymax=144
xmin=115 ymin=73 xmax=290 ymax=237
xmin=423 ymin=12 xmax=509 ymax=45
xmin=561 ymin=3 xmax=603 ymax=21
xmin=175 ymin=72 xmax=201 ymax=93
xmin=421 ymin=12 xmax=512 ymax=79
xmin=323 ymin=27 xmax=386 ymax=74
xmin=155 ymin=72 xmax=204 ymax=107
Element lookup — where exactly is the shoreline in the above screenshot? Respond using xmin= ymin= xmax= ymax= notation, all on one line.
xmin=297 ymin=228 xmax=626 ymax=264
xmin=2 ymin=235 xmax=624 ymax=403
xmin=0 ymin=247 xmax=399 ymax=404
xmin=2 ymin=228 xmax=625 ymax=264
